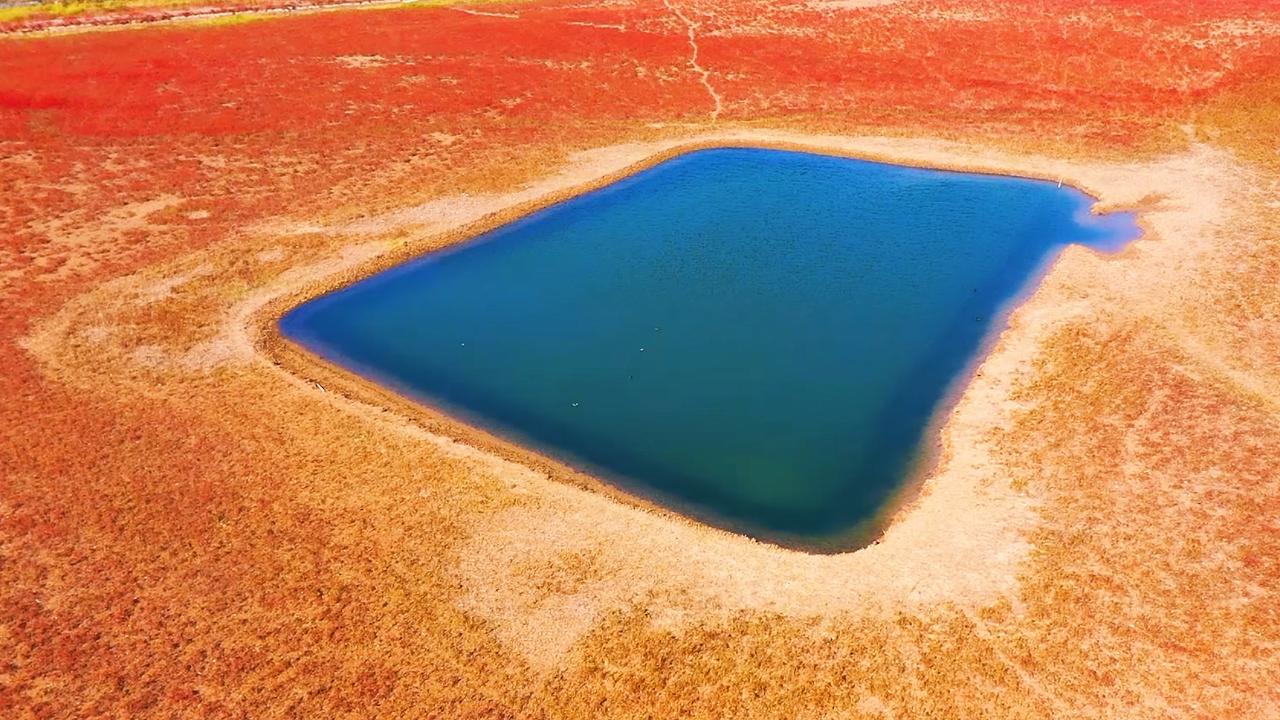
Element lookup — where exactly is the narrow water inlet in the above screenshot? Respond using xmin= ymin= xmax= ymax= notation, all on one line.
xmin=279 ymin=147 xmax=1141 ymax=551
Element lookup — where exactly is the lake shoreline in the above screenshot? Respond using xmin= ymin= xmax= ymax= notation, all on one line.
xmin=252 ymin=131 xmax=1152 ymax=555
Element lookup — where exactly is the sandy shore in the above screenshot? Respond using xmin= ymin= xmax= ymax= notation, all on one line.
xmin=24 ymin=130 xmax=1254 ymax=675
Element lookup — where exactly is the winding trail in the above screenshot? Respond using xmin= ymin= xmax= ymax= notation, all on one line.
xmin=662 ymin=0 xmax=724 ymax=121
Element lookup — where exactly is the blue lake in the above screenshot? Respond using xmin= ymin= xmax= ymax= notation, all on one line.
xmin=280 ymin=147 xmax=1139 ymax=551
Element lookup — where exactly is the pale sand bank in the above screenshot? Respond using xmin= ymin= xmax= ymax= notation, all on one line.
xmin=23 ymin=130 xmax=1252 ymax=672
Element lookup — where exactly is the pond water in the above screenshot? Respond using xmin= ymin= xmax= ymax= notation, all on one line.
xmin=280 ymin=147 xmax=1139 ymax=551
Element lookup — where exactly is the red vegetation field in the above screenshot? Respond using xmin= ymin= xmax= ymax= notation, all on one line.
xmin=2 ymin=0 xmax=1276 ymax=308
xmin=3 ymin=0 xmax=1280 ymax=716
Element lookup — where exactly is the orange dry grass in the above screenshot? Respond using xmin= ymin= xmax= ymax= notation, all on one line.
xmin=2 ymin=0 xmax=1280 ymax=717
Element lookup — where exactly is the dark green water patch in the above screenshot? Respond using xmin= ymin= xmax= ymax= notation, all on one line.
xmin=280 ymin=147 xmax=1139 ymax=551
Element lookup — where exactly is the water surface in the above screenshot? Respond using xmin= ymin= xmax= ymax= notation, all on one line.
xmin=281 ymin=148 xmax=1138 ymax=550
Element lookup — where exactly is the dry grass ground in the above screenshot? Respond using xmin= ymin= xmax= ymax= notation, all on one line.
xmin=2 ymin=0 xmax=1280 ymax=717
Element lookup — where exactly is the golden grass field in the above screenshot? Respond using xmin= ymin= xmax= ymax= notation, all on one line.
xmin=3 ymin=0 xmax=1280 ymax=717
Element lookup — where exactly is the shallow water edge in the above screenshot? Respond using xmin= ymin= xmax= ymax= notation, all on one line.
xmin=255 ymin=137 xmax=1144 ymax=554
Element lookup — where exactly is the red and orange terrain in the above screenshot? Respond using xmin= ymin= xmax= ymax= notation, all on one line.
xmin=3 ymin=0 xmax=1280 ymax=717
xmin=0 ymin=0 xmax=409 ymax=33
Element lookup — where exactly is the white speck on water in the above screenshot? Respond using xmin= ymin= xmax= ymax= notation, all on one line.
xmin=571 ymin=402 xmax=580 ymax=407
